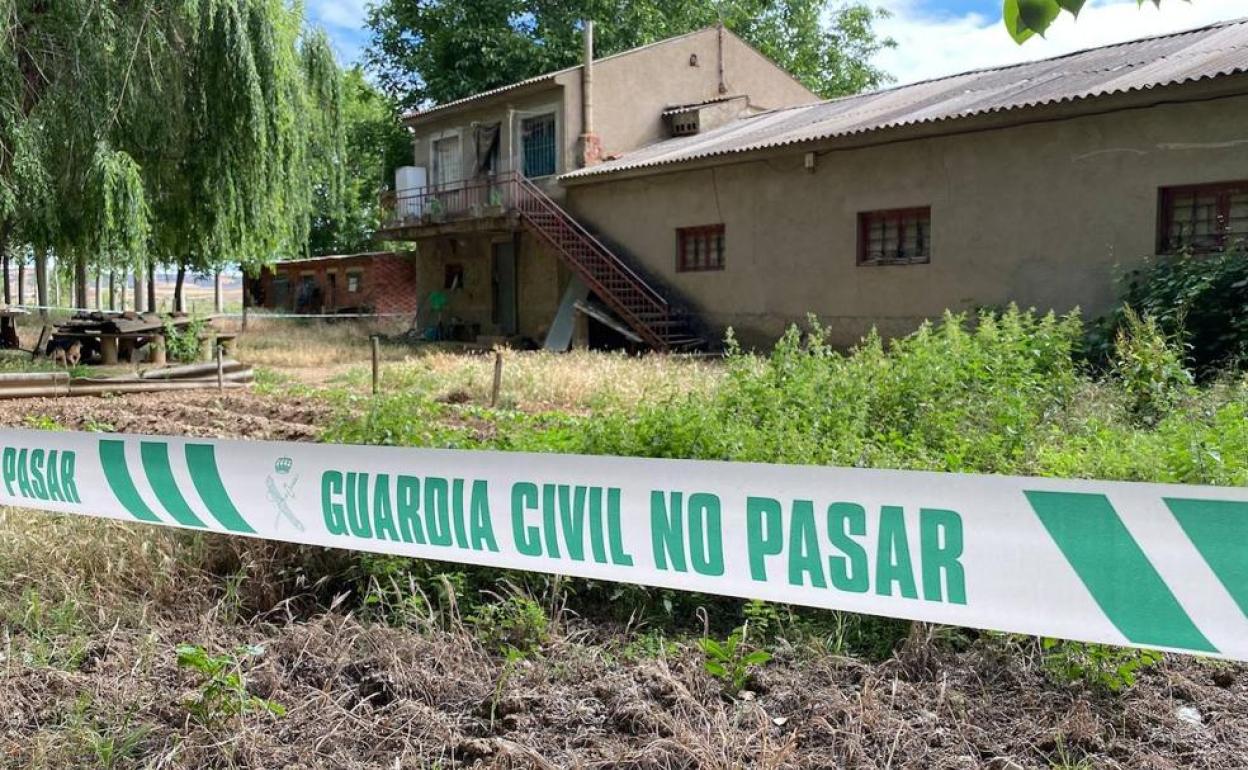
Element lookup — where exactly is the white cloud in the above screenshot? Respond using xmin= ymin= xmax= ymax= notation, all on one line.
xmin=305 ymin=0 xmax=371 ymax=63
xmin=308 ymin=0 xmax=369 ymax=30
xmin=873 ymin=0 xmax=1248 ymax=85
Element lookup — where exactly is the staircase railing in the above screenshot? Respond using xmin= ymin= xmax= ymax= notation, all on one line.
xmin=509 ymin=173 xmax=673 ymax=349
xmin=380 ymin=171 xmax=693 ymax=350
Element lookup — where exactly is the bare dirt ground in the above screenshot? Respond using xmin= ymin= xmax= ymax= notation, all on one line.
xmin=0 ymin=391 xmax=332 ymax=441
xmin=3 ymin=611 xmax=1246 ymax=769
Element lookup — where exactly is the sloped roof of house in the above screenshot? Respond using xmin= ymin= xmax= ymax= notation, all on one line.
xmin=562 ymin=17 xmax=1248 ymax=180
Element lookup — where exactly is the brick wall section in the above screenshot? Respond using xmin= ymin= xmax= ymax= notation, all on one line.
xmin=248 ymin=252 xmax=419 ymax=316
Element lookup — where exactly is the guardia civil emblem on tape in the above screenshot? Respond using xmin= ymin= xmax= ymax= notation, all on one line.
xmin=2 ymin=428 xmax=1246 ymax=661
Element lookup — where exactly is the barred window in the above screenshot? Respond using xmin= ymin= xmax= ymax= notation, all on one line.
xmin=1159 ymin=181 xmax=1248 ymax=253
xmin=521 ymin=113 xmax=557 ymax=178
xmin=677 ymin=224 xmax=725 ymax=272
xmin=858 ymin=207 xmax=931 ymax=266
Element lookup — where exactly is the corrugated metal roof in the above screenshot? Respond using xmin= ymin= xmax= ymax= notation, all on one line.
xmin=563 ymin=17 xmax=1248 ymax=181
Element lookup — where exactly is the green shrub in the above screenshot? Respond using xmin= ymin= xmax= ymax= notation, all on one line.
xmin=467 ymin=595 xmax=549 ymax=657
xmin=699 ymin=626 xmax=772 ymax=693
xmin=1042 ymin=638 xmax=1162 ymax=693
xmin=175 ymin=643 xmax=285 ymax=724
xmin=1091 ymin=247 xmax=1248 ymax=376
xmin=163 ymin=316 xmax=205 ymax=364
xmin=1111 ymin=308 xmax=1193 ymax=425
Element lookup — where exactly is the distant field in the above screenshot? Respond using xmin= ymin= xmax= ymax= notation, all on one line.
xmin=5 ymin=271 xmax=244 ymax=313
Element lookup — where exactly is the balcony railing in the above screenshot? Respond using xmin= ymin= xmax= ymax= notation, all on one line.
xmin=381 ymin=172 xmax=521 ymax=230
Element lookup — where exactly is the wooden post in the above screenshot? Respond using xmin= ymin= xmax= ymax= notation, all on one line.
xmin=31 ymin=325 xmax=50 ymax=361
xmin=216 ymin=344 xmax=224 ymax=392
xmin=100 ymin=335 xmax=119 ymax=366
xmin=151 ymin=334 xmax=166 ymax=366
xmin=371 ymin=335 xmax=380 ymax=395
xmin=490 ymin=350 xmax=503 ymax=407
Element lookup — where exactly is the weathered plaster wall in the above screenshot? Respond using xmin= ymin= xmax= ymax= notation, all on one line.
xmin=564 ymin=88 xmax=1248 ymax=349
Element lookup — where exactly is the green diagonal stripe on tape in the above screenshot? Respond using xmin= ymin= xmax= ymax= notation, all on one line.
xmin=1166 ymin=498 xmax=1248 ymax=618
xmin=185 ymin=444 xmax=254 ymax=533
xmin=1025 ymin=491 xmax=1216 ymax=653
xmin=140 ymin=442 xmax=207 ymax=529
xmin=99 ymin=440 xmax=161 ymax=524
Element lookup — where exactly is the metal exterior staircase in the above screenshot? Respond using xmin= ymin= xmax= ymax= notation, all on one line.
xmin=510 ymin=174 xmax=704 ymax=352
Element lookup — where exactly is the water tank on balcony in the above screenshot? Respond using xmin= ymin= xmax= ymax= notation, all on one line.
xmin=395 ymin=166 xmax=427 ymax=220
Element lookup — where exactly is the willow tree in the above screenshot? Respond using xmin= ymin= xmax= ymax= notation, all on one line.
xmin=131 ymin=0 xmax=345 ymax=311
xmin=1 ymin=0 xmax=344 ymax=315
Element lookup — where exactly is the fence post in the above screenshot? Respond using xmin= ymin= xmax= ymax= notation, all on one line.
xmin=216 ymin=344 xmax=224 ymax=392
xmin=371 ymin=335 xmax=380 ymax=396
xmin=490 ymin=350 xmax=503 ymax=408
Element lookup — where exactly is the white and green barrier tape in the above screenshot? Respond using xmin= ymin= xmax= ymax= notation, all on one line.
xmin=3 ymin=428 xmax=1247 ymax=659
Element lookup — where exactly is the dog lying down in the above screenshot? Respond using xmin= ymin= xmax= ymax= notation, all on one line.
xmin=47 ymin=339 xmax=83 ymax=368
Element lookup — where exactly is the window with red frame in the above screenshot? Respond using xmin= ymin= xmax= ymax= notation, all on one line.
xmin=676 ymin=224 xmax=725 ymax=272
xmin=1159 ymin=181 xmax=1248 ymax=253
xmin=858 ymin=207 xmax=931 ymax=266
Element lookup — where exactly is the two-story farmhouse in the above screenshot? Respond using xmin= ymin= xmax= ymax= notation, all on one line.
xmin=380 ymin=19 xmax=1248 ymax=350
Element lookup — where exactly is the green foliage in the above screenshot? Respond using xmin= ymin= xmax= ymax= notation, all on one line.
xmin=1091 ymin=248 xmax=1248 ymax=377
xmin=1111 ymin=309 xmax=1193 ymax=425
xmin=1005 ymin=0 xmax=1169 ymax=44
xmin=3 ymin=588 xmax=91 ymax=669
xmin=365 ymin=0 xmax=895 ymax=107
xmin=309 ymin=67 xmax=411 ymax=256
xmin=561 ymin=308 xmax=1083 ymax=475
xmin=469 ymin=589 xmax=546 ymax=653
xmin=1042 ymin=638 xmax=1163 ymax=693
xmin=163 ymin=316 xmax=206 ymax=364
xmin=699 ymin=626 xmax=772 ymax=692
xmin=1 ymin=1 xmax=347 ymax=309
xmin=23 ymin=414 xmax=64 ymax=431
xmin=174 ymin=643 xmax=286 ymax=724
xmin=468 ymin=595 xmax=550 ymax=656
xmin=84 ymin=143 xmax=150 ymax=271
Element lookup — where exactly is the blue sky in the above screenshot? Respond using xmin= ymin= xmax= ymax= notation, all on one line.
xmin=306 ymin=0 xmax=1247 ymax=85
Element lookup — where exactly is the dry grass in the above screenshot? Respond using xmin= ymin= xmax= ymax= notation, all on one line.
xmin=226 ymin=317 xmax=725 ymax=410
xmin=364 ymin=348 xmax=725 ymax=411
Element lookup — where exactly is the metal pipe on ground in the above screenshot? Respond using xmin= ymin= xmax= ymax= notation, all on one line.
xmin=139 ymin=360 xmax=247 ymax=380
xmin=0 ymin=372 xmax=70 ymax=386
xmin=67 ymin=380 xmax=248 ymax=397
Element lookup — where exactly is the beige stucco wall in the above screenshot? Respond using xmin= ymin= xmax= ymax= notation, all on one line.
xmin=405 ymin=26 xmax=819 ymax=195
xmin=563 ymin=89 xmax=1248 ymax=349
xmin=584 ymin=27 xmax=817 ymax=160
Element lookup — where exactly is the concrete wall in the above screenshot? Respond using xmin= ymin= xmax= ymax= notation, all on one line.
xmin=564 ymin=89 xmax=1248 ymax=349
xmin=405 ymin=26 xmax=819 ymax=194
xmin=582 ymin=27 xmax=816 ymax=161
xmin=412 ymin=233 xmax=570 ymax=342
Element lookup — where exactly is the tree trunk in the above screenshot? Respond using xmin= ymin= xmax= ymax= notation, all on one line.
xmin=1 ymin=223 xmax=10 ymax=306
xmin=120 ymin=272 xmax=127 ymax=311
xmin=133 ymin=269 xmax=144 ymax=313
xmin=18 ymin=257 xmax=25 ymax=305
xmin=108 ymin=271 xmax=116 ymax=311
xmin=214 ymin=270 xmax=223 ymax=314
xmin=147 ymin=262 xmax=156 ymax=313
xmin=94 ymin=269 xmax=101 ymax=310
xmin=34 ymin=247 xmax=48 ymax=320
xmin=174 ymin=261 xmax=186 ymax=313
xmin=74 ymin=253 xmax=87 ymax=310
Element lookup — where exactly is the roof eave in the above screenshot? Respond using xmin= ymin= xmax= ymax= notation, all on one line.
xmin=560 ymin=73 xmax=1248 ymax=185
